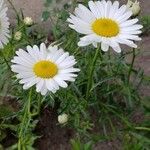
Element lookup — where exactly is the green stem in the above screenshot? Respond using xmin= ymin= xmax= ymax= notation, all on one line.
xmin=86 ymin=47 xmax=100 ymax=100
xmin=134 ymin=127 xmax=150 ymax=131
xmin=107 ymin=51 xmax=112 ymax=102
xmin=0 ymin=50 xmax=11 ymax=70
xmin=30 ymin=93 xmax=42 ymax=117
xmin=18 ymin=89 xmax=32 ymax=150
xmin=127 ymin=48 xmax=136 ymax=84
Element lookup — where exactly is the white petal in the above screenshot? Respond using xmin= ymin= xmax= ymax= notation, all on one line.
xmin=88 ymin=1 xmax=101 ymax=18
xmin=74 ymin=4 xmax=95 ymax=23
xmin=55 ymin=52 xmax=69 ymax=64
xmin=36 ymin=79 xmax=44 ymax=93
xmin=110 ymin=40 xmax=121 ymax=53
xmin=40 ymin=43 xmax=47 ymax=59
xmin=53 ymin=76 xmax=68 ymax=88
xmin=40 ymin=82 xmax=48 ymax=95
xmin=117 ymin=11 xmax=132 ymax=23
xmin=46 ymin=79 xmax=59 ymax=92
xmin=68 ymin=14 xmax=92 ymax=34
xmin=120 ymin=19 xmax=138 ymax=27
xmin=26 ymin=46 xmax=38 ymax=61
xmin=19 ymin=76 xmax=37 ymax=84
xmin=59 ymin=68 xmax=80 ymax=74
xmin=111 ymin=1 xmax=119 ymax=15
xmin=101 ymin=42 xmax=109 ymax=52
xmin=23 ymin=78 xmax=39 ymax=90
xmin=117 ymin=38 xmax=137 ymax=48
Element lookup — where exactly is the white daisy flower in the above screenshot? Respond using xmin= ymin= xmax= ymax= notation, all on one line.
xmin=67 ymin=0 xmax=143 ymax=53
xmin=11 ymin=43 xmax=80 ymax=95
xmin=0 ymin=0 xmax=10 ymax=48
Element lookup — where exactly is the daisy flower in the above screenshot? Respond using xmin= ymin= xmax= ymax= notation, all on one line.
xmin=11 ymin=43 xmax=80 ymax=95
xmin=0 ymin=0 xmax=10 ymax=48
xmin=67 ymin=0 xmax=143 ymax=53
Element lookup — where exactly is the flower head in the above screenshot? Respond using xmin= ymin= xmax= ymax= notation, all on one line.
xmin=24 ymin=17 xmax=33 ymax=26
xmin=0 ymin=0 xmax=10 ymax=49
xmin=58 ymin=114 xmax=68 ymax=124
xmin=11 ymin=43 xmax=80 ymax=95
xmin=67 ymin=0 xmax=143 ymax=53
xmin=14 ymin=31 xmax=22 ymax=41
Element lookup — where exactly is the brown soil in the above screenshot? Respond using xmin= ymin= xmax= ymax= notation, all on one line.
xmin=34 ymin=107 xmax=74 ymax=150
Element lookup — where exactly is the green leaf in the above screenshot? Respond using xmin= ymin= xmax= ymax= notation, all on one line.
xmin=42 ymin=11 xmax=50 ymax=21
xmin=70 ymin=139 xmax=81 ymax=150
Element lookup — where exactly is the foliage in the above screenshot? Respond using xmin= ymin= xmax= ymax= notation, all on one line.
xmin=140 ymin=15 xmax=150 ymax=35
xmin=0 ymin=0 xmax=149 ymax=150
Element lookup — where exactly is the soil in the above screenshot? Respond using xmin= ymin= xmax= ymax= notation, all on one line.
xmin=34 ymin=107 xmax=74 ymax=150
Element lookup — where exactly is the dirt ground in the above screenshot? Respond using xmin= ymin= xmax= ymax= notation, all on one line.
xmin=34 ymin=107 xmax=74 ymax=150
xmin=4 ymin=0 xmax=150 ymax=150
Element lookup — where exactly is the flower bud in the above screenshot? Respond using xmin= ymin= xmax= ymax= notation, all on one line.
xmin=14 ymin=31 xmax=22 ymax=41
xmin=58 ymin=114 xmax=68 ymax=124
xmin=127 ymin=0 xmax=133 ymax=8
xmin=131 ymin=1 xmax=141 ymax=16
xmin=23 ymin=17 xmax=33 ymax=26
xmin=127 ymin=0 xmax=141 ymax=16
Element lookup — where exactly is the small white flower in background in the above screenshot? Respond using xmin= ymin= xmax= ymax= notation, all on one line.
xmin=0 ymin=0 xmax=10 ymax=49
xmin=58 ymin=114 xmax=68 ymax=124
xmin=23 ymin=17 xmax=33 ymax=26
xmin=67 ymin=0 xmax=143 ymax=53
xmin=127 ymin=0 xmax=141 ymax=16
xmin=11 ymin=43 xmax=80 ymax=95
xmin=14 ymin=31 xmax=22 ymax=41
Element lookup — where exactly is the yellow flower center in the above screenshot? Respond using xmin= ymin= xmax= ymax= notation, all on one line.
xmin=33 ymin=60 xmax=58 ymax=78
xmin=92 ymin=18 xmax=119 ymax=37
